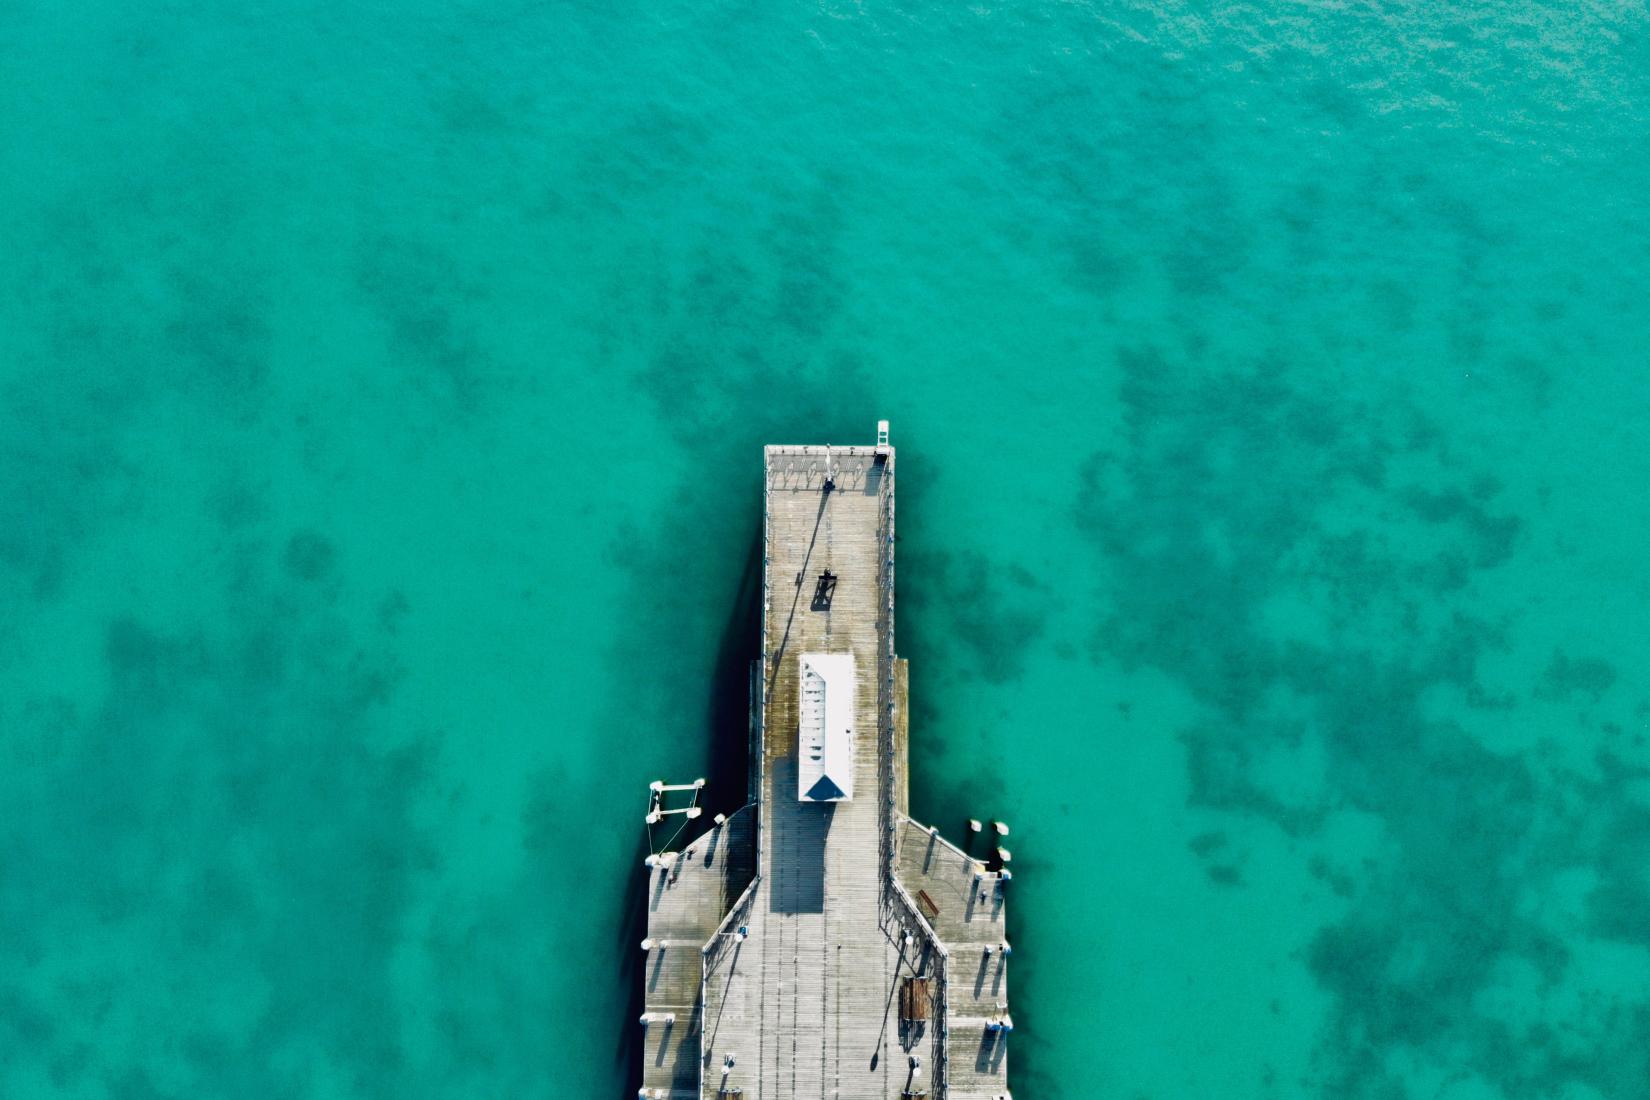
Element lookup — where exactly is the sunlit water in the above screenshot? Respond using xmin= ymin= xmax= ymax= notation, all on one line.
xmin=3 ymin=0 xmax=1648 ymax=1096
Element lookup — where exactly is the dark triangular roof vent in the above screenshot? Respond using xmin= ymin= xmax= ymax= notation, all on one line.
xmin=804 ymin=775 xmax=846 ymax=802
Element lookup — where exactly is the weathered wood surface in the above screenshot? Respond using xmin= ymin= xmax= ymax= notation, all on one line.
xmin=638 ymin=443 xmax=1011 ymax=1100
xmin=893 ymin=818 xmax=1012 ymax=1097
xmin=701 ymin=447 xmax=944 ymax=1100
xmin=641 ymin=809 xmax=757 ymax=1098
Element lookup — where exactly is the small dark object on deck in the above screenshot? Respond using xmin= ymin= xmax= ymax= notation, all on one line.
xmin=916 ymin=889 xmax=939 ymax=920
xmin=811 ymin=570 xmax=838 ymax=611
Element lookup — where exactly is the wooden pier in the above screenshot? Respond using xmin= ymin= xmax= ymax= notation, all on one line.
xmin=639 ymin=429 xmax=1012 ymax=1099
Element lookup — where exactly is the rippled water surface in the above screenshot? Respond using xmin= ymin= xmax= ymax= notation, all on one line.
xmin=3 ymin=0 xmax=1648 ymax=1095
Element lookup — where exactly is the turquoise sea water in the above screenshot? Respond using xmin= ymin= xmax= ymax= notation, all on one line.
xmin=3 ymin=0 xmax=1649 ymax=1096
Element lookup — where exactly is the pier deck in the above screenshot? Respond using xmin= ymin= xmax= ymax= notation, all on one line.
xmin=703 ymin=447 xmax=937 ymax=1099
xmin=893 ymin=818 xmax=1012 ymax=1096
xmin=639 ymin=435 xmax=1011 ymax=1099
xmin=641 ymin=810 xmax=757 ymax=1096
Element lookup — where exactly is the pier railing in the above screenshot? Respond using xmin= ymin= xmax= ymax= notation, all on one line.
xmin=749 ymin=656 xmax=766 ymax=867
xmin=700 ymin=873 xmax=761 ymax=1087
xmin=887 ymin=877 xmax=950 ymax=1095
xmin=759 ymin=459 xmax=772 ymax=867
xmin=879 ymin=451 xmax=898 ymax=881
xmin=702 ymin=874 xmax=760 ymax=974
xmin=873 ymin=452 xmax=953 ymax=1095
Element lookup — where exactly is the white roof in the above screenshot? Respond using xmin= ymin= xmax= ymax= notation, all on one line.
xmin=798 ymin=653 xmax=855 ymax=802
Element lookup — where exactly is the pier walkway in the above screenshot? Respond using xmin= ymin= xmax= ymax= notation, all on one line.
xmin=638 ymin=435 xmax=1011 ymax=1100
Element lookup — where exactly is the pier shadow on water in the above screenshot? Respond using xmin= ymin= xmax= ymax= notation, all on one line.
xmin=702 ymin=527 xmax=762 ymax=822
